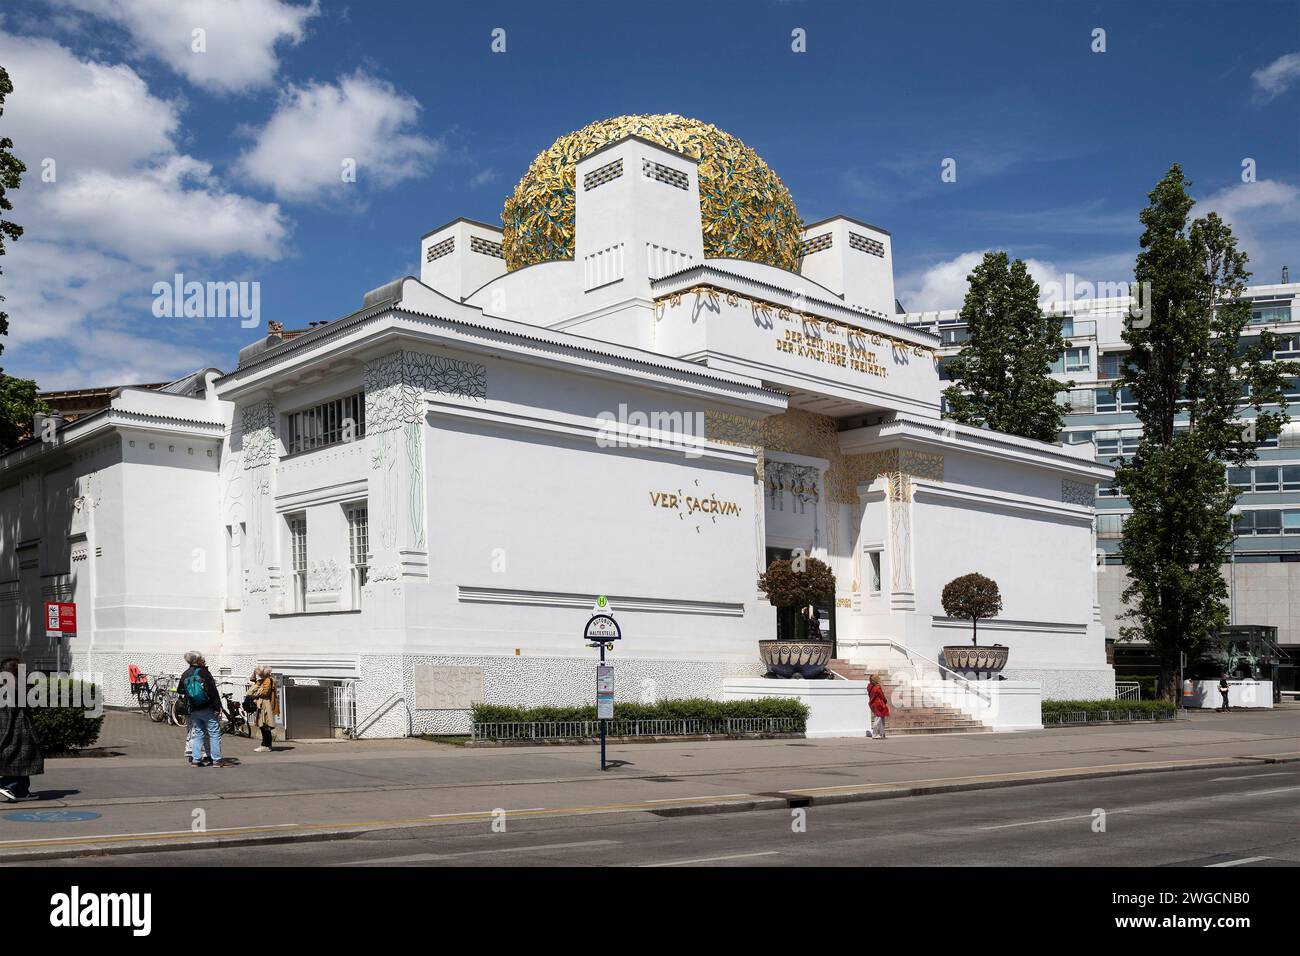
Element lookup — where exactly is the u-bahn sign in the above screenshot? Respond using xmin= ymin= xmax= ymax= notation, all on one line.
xmin=584 ymin=614 xmax=621 ymax=643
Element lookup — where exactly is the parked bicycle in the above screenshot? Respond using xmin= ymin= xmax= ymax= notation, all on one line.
xmin=218 ymin=691 xmax=251 ymax=738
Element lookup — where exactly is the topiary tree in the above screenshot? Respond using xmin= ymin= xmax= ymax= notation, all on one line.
xmin=758 ymin=557 xmax=835 ymax=640
xmin=941 ymin=573 xmax=1002 ymax=646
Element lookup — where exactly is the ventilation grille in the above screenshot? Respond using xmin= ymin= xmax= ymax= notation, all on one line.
xmin=800 ymin=233 xmax=833 ymax=256
xmin=583 ymin=243 xmax=625 ymax=291
xmin=425 ymin=236 xmax=455 ymax=262
xmin=849 ymin=232 xmax=885 ymax=257
xmin=642 ymin=158 xmax=689 ymax=190
xmin=646 ymin=243 xmax=695 ymax=280
xmin=470 ymin=235 xmax=504 ymax=259
xmin=583 ymin=158 xmax=623 ymax=190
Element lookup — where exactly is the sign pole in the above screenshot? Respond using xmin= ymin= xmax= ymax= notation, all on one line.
xmin=599 ymin=641 xmax=607 ymax=772
xmin=585 ymin=595 xmax=620 ymax=773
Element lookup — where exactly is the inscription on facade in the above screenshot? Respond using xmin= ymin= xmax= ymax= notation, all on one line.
xmin=775 ymin=329 xmax=888 ymax=377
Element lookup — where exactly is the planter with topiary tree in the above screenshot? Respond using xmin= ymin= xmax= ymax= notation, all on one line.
xmin=940 ymin=572 xmax=1009 ymax=677
xmin=757 ymin=556 xmax=836 ymax=678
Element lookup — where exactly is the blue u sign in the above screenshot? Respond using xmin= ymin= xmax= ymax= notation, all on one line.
xmin=4 ymin=809 xmax=102 ymax=823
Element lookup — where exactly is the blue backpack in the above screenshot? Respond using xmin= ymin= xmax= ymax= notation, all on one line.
xmin=182 ymin=670 xmax=210 ymax=709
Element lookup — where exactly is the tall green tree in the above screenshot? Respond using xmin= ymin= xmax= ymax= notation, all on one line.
xmin=942 ymin=252 xmax=1070 ymax=442
xmin=1116 ymin=164 xmax=1296 ymax=698
xmin=0 ymin=64 xmax=23 ymax=352
xmin=0 ymin=63 xmax=42 ymax=453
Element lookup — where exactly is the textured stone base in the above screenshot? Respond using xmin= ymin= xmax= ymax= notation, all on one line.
xmin=1002 ymin=667 xmax=1115 ymax=701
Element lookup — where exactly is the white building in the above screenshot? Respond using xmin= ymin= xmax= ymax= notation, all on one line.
xmin=0 ymin=116 xmax=1115 ymax=737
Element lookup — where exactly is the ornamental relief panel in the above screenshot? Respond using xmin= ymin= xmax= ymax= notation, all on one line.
xmin=1062 ymin=479 xmax=1096 ymax=507
xmin=240 ymin=400 xmax=278 ymax=469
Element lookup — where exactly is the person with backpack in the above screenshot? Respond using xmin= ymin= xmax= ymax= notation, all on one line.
xmin=179 ymin=652 xmax=227 ymax=767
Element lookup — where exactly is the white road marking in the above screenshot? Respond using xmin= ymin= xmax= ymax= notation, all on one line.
xmin=425 ymin=808 xmax=545 ymax=818
xmin=1206 ymin=856 xmax=1269 ymax=868
xmin=645 ymin=793 xmax=752 ymax=803
xmin=642 ymin=851 xmax=779 ymax=867
xmin=1209 ymin=772 xmax=1294 ymax=782
xmin=981 ymin=785 xmax=1300 ymax=830
xmin=330 ymin=839 xmax=621 ymax=866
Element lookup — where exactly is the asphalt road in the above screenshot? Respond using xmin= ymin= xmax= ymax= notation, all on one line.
xmin=24 ymin=763 xmax=1299 ymax=868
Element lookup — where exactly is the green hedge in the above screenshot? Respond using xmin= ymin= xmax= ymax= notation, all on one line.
xmin=471 ymin=696 xmax=808 ymax=729
xmin=28 ymin=678 xmax=104 ymax=753
xmin=1042 ymin=698 xmax=1177 ymax=720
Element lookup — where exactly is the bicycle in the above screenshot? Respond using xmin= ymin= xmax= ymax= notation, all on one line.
xmin=130 ymin=670 xmax=155 ymax=717
xmin=148 ymin=674 xmax=181 ymax=724
xmin=218 ymin=691 xmax=251 ymax=738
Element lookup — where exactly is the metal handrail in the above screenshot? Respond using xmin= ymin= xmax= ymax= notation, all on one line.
xmin=855 ymin=638 xmax=993 ymax=704
xmin=350 ymin=691 xmax=406 ymax=739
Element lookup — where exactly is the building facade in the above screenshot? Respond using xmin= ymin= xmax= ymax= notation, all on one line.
xmin=1 ymin=116 xmax=1115 ymax=736
xmin=907 ymin=280 xmax=1300 ymax=686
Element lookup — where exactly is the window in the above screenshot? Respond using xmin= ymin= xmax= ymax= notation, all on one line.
xmin=940 ymin=326 xmax=970 ymax=346
xmin=1063 ymin=429 xmax=1095 ymax=445
xmin=1253 ymin=467 xmax=1280 ymax=492
xmin=1051 ymin=347 xmax=1090 ymax=374
xmin=1064 ymin=390 xmax=1095 ymax=414
xmin=1097 ymin=353 xmax=1124 ymax=380
xmin=285 ymin=391 xmax=366 ymax=455
xmin=1097 ymin=479 xmax=1122 ymax=498
xmin=287 ymin=513 xmax=307 ymax=612
xmin=1283 ymin=465 xmax=1300 ymax=491
xmin=1282 ymin=377 xmax=1300 ymax=401
xmin=867 ymin=551 xmax=882 ymax=594
xmin=1095 ymin=429 xmax=1140 ymax=460
xmin=1095 ymin=387 xmax=1136 ymax=413
xmin=347 ymin=504 xmax=368 ymax=607
xmin=1249 ymin=304 xmax=1293 ymax=325
xmin=1097 ymin=514 xmax=1125 ymax=539
xmin=1285 ymin=510 xmax=1300 ymax=535
xmin=1227 ymin=467 xmax=1252 ymax=491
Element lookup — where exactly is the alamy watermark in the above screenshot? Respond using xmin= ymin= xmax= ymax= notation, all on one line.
xmin=0 ymin=665 xmax=103 ymax=717
xmin=596 ymin=403 xmax=706 ymax=458
xmin=152 ymin=273 xmax=261 ymax=328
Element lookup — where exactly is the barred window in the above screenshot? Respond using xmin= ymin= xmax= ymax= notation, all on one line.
xmin=285 ymin=392 xmax=365 ymax=454
xmin=347 ymin=504 xmax=368 ymax=607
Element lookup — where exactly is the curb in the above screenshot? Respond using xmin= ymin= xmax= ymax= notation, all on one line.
xmin=4 ymin=752 xmax=1297 ymax=863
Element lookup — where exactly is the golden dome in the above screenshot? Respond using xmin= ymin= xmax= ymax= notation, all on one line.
xmin=501 ymin=113 xmax=803 ymax=272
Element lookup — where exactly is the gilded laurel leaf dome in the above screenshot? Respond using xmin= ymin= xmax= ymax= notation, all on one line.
xmin=501 ymin=113 xmax=803 ymax=272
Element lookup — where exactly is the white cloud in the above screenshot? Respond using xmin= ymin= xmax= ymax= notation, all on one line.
xmin=52 ymin=0 xmax=319 ymax=94
xmin=0 ymin=31 xmax=180 ymax=176
xmin=1198 ymin=178 xmax=1300 ymax=284
xmin=0 ymin=32 xmax=291 ymax=388
xmin=41 ymin=156 xmax=288 ymax=261
xmin=1251 ymin=51 xmax=1300 ymax=102
xmin=896 ymin=250 xmax=1124 ymax=312
xmin=236 ymin=71 xmax=441 ymax=202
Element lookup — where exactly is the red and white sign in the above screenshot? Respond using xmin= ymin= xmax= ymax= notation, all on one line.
xmin=45 ymin=601 xmax=76 ymax=636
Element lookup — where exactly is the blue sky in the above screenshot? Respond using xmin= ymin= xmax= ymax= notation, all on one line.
xmin=1 ymin=0 xmax=1297 ymax=388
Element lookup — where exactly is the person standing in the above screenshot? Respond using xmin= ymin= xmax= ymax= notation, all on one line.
xmin=868 ymin=673 xmax=890 ymax=739
xmin=0 ymin=658 xmax=43 ymax=801
xmin=179 ymin=652 xmax=227 ymax=767
xmin=1218 ymin=677 xmax=1231 ymax=713
xmin=246 ymin=666 xmax=279 ymax=753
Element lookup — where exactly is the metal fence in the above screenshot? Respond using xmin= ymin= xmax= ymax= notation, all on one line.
xmin=471 ymin=717 xmax=802 ymax=741
xmin=1115 ymin=682 xmax=1142 ymax=701
xmin=1043 ymin=709 xmax=1178 ymax=726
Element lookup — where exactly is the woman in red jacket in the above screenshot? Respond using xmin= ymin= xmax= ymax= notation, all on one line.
xmin=868 ymin=674 xmax=890 ymax=739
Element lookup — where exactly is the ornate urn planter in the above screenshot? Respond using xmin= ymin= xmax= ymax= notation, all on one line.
xmin=759 ymin=639 xmax=833 ymax=679
xmin=942 ymin=644 xmax=1009 ymax=675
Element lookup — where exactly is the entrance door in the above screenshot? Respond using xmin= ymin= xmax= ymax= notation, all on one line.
xmin=285 ymin=685 xmax=332 ymax=739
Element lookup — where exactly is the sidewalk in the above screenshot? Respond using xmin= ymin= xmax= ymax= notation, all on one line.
xmin=2 ymin=707 xmax=1296 ymax=860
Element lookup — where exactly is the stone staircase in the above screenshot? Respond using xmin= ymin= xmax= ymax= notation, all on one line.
xmin=828 ymin=659 xmax=989 ymax=735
